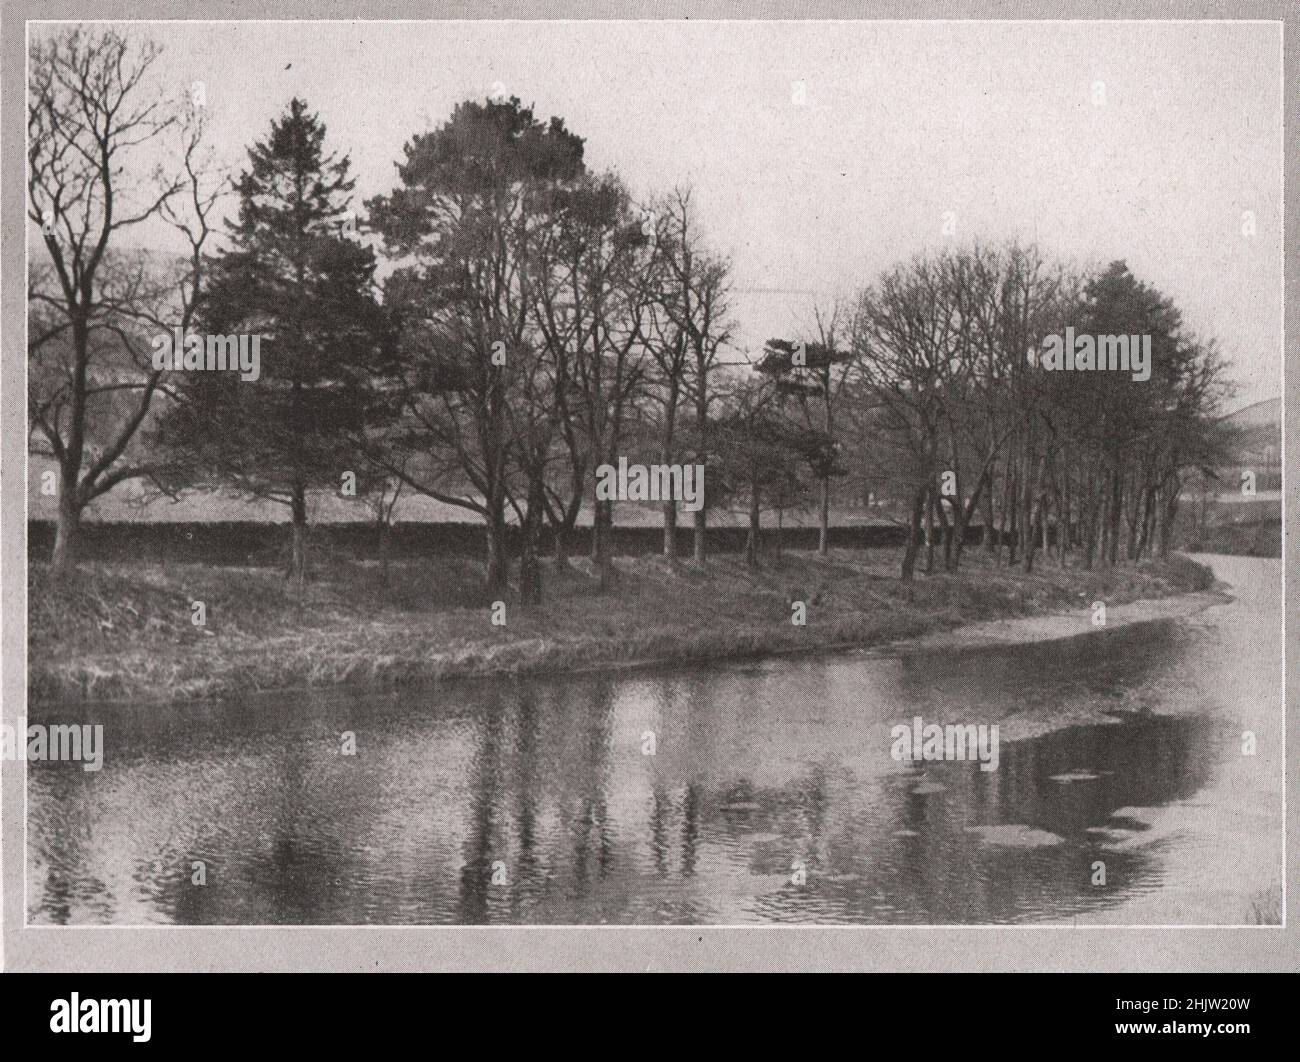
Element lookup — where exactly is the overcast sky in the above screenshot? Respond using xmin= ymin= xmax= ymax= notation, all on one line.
xmin=35 ymin=19 xmax=1283 ymax=409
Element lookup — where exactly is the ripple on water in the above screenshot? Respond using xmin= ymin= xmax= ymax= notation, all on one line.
xmin=965 ymin=825 xmax=1066 ymax=848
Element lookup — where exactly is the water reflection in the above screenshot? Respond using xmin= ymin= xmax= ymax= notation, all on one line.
xmin=27 ymin=614 xmax=1233 ymax=924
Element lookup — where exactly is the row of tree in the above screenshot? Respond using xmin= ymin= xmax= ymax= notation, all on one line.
xmin=28 ymin=29 xmax=1234 ymax=602
xmin=770 ymin=245 xmax=1233 ymax=581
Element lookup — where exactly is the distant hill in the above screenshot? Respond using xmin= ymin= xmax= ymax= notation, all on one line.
xmin=1221 ymin=397 xmax=1280 ymax=429
xmin=1219 ymin=397 xmax=1280 ymax=469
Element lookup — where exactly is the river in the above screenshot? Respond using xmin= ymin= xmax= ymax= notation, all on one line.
xmin=27 ymin=554 xmax=1282 ymax=925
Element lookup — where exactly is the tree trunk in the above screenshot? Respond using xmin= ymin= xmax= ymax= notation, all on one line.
xmin=594 ymin=498 xmax=615 ymax=591
xmin=924 ymin=488 xmax=936 ymax=575
xmin=1058 ymin=483 xmax=1070 ymax=564
xmin=982 ymin=485 xmax=996 ymax=554
xmin=745 ymin=487 xmax=761 ymax=570
xmin=1107 ymin=469 xmax=1122 ymax=566
xmin=662 ymin=391 xmax=679 ymax=561
xmin=1126 ymin=492 xmax=1141 ymax=561
xmin=51 ymin=482 xmax=81 ymax=575
xmin=377 ymin=519 xmax=391 ymax=588
xmin=997 ymin=459 xmax=1014 ymax=567
xmin=663 ymin=499 xmax=677 ymax=560
xmin=1019 ymin=453 xmax=1040 ymax=572
xmin=553 ymin=492 xmax=581 ymax=571
xmin=901 ymin=483 xmax=927 ymax=582
xmin=290 ymin=485 xmax=308 ymax=587
xmin=485 ymin=508 xmax=509 ymax=594
xmin=1023 ymin=495 xmax=1040 ymax=575
xmin=694 ymin=368 xmax=709 ymax=565
xmin=818 ymin=476 xmax=830 ymax=555
xmin=1084 ymin=488 xmax=1100 ymax=571
xmin=519 ymin=472 xmax=544 ymax=606
xmin=937 ymin=496 xmax=953 ymax=572
xmin=1159 ymin=480 xmax=1180 ymax=560
xmin=1136 ymin=485 xmax=1155 ymax=560
xmin=1099 ymin=488 xmax=1110 ymax=567
xmin=952 ymin=489 xmax=970 ymax=571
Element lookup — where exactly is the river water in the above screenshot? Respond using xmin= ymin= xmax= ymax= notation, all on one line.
xmin=27 ymin=554 xmax=1282 ymax=925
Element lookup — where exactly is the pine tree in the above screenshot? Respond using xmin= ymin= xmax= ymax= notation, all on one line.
xmin=156 ymin=98 xmax=390 ymax=583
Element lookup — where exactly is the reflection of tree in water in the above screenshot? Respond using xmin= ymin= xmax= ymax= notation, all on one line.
xmin=455 ymin=677 xmax=621 ymax=923
xmin=456 ymin=686 xmax=507 ymax=924
xmin=508 ymin=685 xmax=543 ymax=921
xmin=30 ymin=767 xmax=100 ymax=924
xmin=27 ymin=613 xmax=1233 ymax=925
xmin=243 ymin=729 xmax=380 ymax=925
xmin=648 ymin=781 xmax=703 ymax=882
xmin=566 ymin=679 xmax=616 ymax=898
xmin=710 ymin=710 xmax=1216 ymax=925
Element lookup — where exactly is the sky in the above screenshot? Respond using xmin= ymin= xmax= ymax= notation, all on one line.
xmin=32 ymin=18 xmax=1284 ymax=410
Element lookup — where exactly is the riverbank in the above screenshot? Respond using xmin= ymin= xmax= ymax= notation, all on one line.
xmin=29 ymin=549 xmax=1215 ymax=705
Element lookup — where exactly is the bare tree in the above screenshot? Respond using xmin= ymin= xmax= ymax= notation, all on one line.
xmin=851 ymin=254 xmax=956 ymax=580
xmin=28 ymin=27 xmax=219 ymax=573
xmin=757 ymin=300 xmax=854 ymax=556
xmin=656 ymin=188 xmax=733 ymax=566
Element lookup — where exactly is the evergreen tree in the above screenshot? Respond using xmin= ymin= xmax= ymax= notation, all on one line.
xmin=156 ymin=98 xmax=391 ymax=582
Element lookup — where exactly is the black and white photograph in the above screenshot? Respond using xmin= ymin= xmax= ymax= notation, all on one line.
xmin=7 ymin=9 xmax=1288 ymax=952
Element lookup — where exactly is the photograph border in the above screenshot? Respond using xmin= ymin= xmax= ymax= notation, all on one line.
xmin=3 ymin=0 xmax=1295 ymax=971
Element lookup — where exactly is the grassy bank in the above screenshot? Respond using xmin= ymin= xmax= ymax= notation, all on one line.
xmin=29 ymin=548 xmax=1214 ymax=705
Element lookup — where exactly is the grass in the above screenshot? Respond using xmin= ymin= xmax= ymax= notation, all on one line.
xmin=28 ymin=546 xmax=1214 ymax=706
